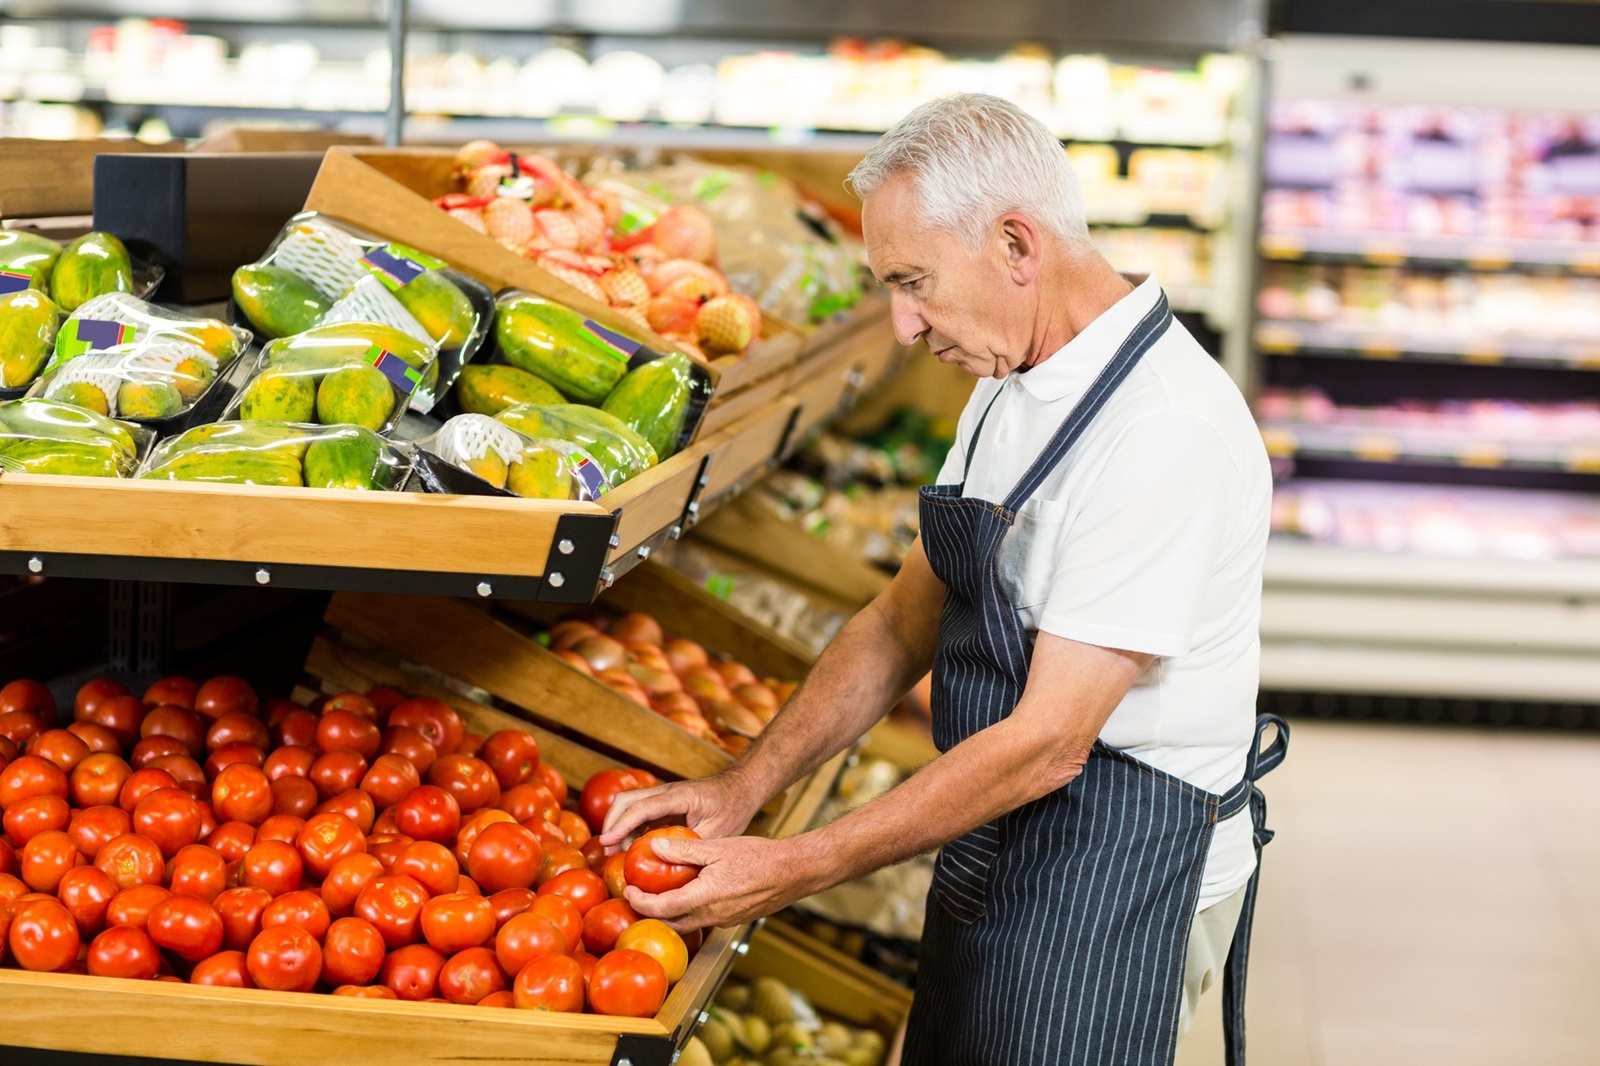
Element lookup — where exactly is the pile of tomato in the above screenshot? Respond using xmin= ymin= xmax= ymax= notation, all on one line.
xmin=0 ymin=674 xmax=702 ymax=1017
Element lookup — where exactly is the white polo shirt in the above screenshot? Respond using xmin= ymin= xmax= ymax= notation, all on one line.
xmin=934 ymin=275 xmax=1272 ymax=909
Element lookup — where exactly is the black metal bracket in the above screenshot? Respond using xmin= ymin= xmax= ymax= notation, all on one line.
xmin=609 ymin=1033 xmax=677 ymax=1066
xmin=677 ymin=453 xmax=715 ymax=536
xmin=773 ymin=403 xmax=805 ymax=462
xmin=537 ymin=510 xmax=621 ymax=604
xmin=106 ymin=580 xmax=172 ymax=674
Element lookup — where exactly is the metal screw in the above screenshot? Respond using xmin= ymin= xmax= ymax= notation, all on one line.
xmin=608 ymin=534 xmax=621 ymax=548
xmin=476 ymin=581 xmax=493 ymax=597
xmin=637 ymin=545 xmax=651 ymax=560
xmin=669 ymin=524 xmax=683 ymax=540
xmin=698 ymin=1010 xmax=710 ymax=1026
xmin=547 ymin=572 xmax=565 ymax=589
xmin=686 ymin=501 xmax=700 ymax=516
xmin=618 ymin=1059 xmax=633 ymax=1066
xmin=600 ymin=567 xmax=615 ymax=589
xmin=735 ymin=940 xmax=750 ymax=955
xmin=848 ymin=369 xmax=865 ymax=389
xmin=254 ymin=567 xmax=271 ymax=585
xmin=26 ymin=556 xmax=42 ymax=574
xmin=557 ymin=538 xmax=575 ymax=556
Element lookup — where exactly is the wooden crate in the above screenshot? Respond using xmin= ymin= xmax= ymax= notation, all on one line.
xmin=0 ymin=138 xmax=184 ymax=218
xmin=733 ymin=921 xmax=914 ymax=1038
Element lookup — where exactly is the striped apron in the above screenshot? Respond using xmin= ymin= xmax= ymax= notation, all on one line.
xmin=904 ymin=292 xmax=1287 ymax=1065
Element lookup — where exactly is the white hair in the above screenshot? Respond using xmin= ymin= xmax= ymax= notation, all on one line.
xmin=848 ymin=93 xmax=1092 ymax=250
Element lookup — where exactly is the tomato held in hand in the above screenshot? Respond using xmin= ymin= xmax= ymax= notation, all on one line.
xmin=86 ymin=925 xmax=160 ymax=980
xmin=247 ymin=924 xmax=321 ymax=992
xmin=321 ymin=916 xmax=386 ymax=987
xmin=512 ymin=953 xmax=585 ymax=1012
xmin=588 ymin=948 xmax=667 ymax=1017
xmin=381 ymin=942 xmax=446 ymax=1001
xmin=623 ymin=827 xmax=701 ymax=895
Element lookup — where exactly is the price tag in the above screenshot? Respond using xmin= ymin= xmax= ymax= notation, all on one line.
xmin=1255 ymin=325 xmax=1301 ymax=353
xmin=1259 ymin=427 xmax=1298 ymax=457
xmin=0 ymin=268 xmax=34 ymax=295
xmin=1457 ymin=442 xmax=1505 ymax=468
xmin=1353 ymin=435 xmax=1401 ymax=462
xmin=583 ymin=320 xmax=641 ymax=363
xmin=361 ymin=243 xmax=445 ymax=292
xmin=1259 ymin=234 xmax=1305 ymax=260
xmin=54 ymin=318 xmax=135 ymax=361
xmin=571 ymin=453 xmax=609 ymax=501
xmin=366 ymin=345 xmax=424 ymax=396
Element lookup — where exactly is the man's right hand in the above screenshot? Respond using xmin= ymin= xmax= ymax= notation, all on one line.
xmin=598 ymin=771 xmax=762 ymax=852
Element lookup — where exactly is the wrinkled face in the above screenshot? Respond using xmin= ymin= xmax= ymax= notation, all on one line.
xmin=862 ymin=173 xmax=1027 ymax=379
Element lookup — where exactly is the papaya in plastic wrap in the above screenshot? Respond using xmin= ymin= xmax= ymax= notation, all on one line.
xmin=494 ymin=292 xmax=637 ymax=403
xmin=0 ymin=397 xmax=149 ymax=477
xmin=0 ymin=289 xmax=61 ymax=390
xmin=49 ymin=233 xmax=136 ymax=312
xmin=454 ymin=364 xmax=565 ymax=417
xmin=0 ymin=231 xmax=62 ymax=291
xmin=231 ymin=263 xmax=331 ymax=340
xmin=600 ymin=351 xmax=695 ymax=460
xmin=51 ymin=293 xmax=249 ymax=369
xmin=418 ymin=413 xmax=607 ymax=500
xmin=140 ymin=421 xmax=406 ymax=490
xmin=495 ymin=402 xmax=655 ymax=487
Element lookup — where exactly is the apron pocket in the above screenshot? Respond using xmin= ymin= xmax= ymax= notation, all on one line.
xmin=932 ymin=820 xmax=1000 ymax=925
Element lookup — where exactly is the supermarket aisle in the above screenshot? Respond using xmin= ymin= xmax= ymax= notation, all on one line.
xmin=1177 ymin=719 xmax=1600 ymax=1066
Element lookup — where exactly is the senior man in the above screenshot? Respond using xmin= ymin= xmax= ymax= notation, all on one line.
xmin=603 ymin=93 xmax=1287 ymax=1064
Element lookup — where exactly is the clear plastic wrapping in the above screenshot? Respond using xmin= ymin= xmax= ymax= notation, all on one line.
xmin=140 ymin=420 xmax=410 ymax=490
xmin=0 ymin=289 xmax=62 ymax=393
xmin=230 ymin=212 xmax=494 ymax=411
xmin=495 ymin=401 xmax=656 ymax=487
xmin=0 ymin=397 xmax=153 ymax=478
xmin=412 ymin=413 xmax=609 ymax=500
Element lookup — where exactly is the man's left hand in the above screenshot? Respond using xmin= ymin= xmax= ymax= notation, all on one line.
xmin=622 ymin=834 xmax=814 ymax=934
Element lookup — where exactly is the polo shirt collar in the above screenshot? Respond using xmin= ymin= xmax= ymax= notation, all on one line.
xmin=1012 ymin=273 xmax=1162 ymax=402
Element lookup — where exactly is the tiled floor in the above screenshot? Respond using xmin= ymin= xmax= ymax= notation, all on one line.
xmin=1176 ymin=719 xmax=1600 ymax=1066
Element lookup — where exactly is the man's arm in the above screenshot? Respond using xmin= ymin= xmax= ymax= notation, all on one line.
xmin=623 ymin=631 xmax=1152 ymax=932
xmin=599 ymin=538 xmax=947 ymax=846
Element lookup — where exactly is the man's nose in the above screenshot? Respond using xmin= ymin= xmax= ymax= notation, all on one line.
xmin=889 ymin=289 xmax=928 ymax=348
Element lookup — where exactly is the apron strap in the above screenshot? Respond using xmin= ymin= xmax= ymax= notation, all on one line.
xmin=960 ymin=386 xmax=1007 ymax=486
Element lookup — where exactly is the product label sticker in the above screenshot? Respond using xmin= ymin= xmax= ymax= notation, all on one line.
xmin=0 ymin=268 xmax=34 ymax=295
xmin=54 ymin=318 xmax=135 ymax=360
xmin=498 ymin=175 xmax=536 ymax=201
xmin=583 ymin=320 xmax=642 ymax=362
xmin=572 ymin=452 xmax=610 ymax=500
xmin=366 ymin=344 xmax=424 ymax=395
xmin=361 ymin=243 xmax=446 ymax=291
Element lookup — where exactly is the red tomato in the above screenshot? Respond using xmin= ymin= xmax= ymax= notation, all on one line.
xmin=246 ymin=924 xmax=321 ymax=992
xmin=95 ymin=833 xmax=164 ymax=890
xmin=65 ymin=722 xmax=120 ymax=755
xmin=105 ymin=883 xmax=169 ymax=929
xmin=390 ymin=841 xmax=459 ymax=898
xmin=495 ymin=911 xmax=567 ymax=975
xmin=454 ymin=810 xmax=515 ymax=869
xmin=139 ymin=706 xmax=206 ymax=758
xmin=0 ymin=679 xmax=55 ymax=719
xmin=132 ymin=787 xmax=201 ymax=858
xmin=387 ymin=699 xmax=464 ymax=759
xmin=146 ymin=755 xmax=206 ymax=797
xmin=467 ymin=823 xmax=542 ymax=894
xmin=624 ymin=827 xmax=701 ymax=895
xmin=332 ymin=984 xmax=397 ymax=999
xmin=478 ymin=730 xmax=541 ymax=791
xmin=213 ymin=886 xmax=272 ymax=952
xmin=167 ymin=844 xmax=228 ymax=903
xmin=323 ymin=693 xmax=378 ymax=723
xmin=5 ymin=794 xmax=71 ymax=847
xmin=488 ymin=887 xmax=537 ymax=930
xmin=206 ymin=712 xmax=270 ymax=753
xmin=573 ymin=949 xmax=598 ymax=984
xmin=147 ymin=894 xmax=224 ymax=962
xmin=0 ymin=755 xmax=69 ymax=808
xmin=86 ymin=925 xmax=161 ymax=980
xmin=28 ymin=729 xmax=90 ymax=775
xmin=56 ymin=865 xmax=116 ymax=937
xmin=588 ymin=948 xmax=667 ymax=1017
xmin=143 ymin=677 xmax=198 ymax=710
xmin=269 ymin=777 xmax=320 ymax=819
xmin=513 ymin=953 xmax=585 ymax=1012
xmin=129 ymin=737 xmax=187 ymax=769
xmin=86 ymin=695 xmax=147 ymax=750
xmin=69 ymin=753 xmax=130 ymax=808
xmin=239 ymin=840 xmax=302 ymax=895
xmin=537 ymin=845 xmax=588 ymax=888
xmin=378 ymin=726 xmax=437 ymax=776
xmin=317 ymin=710 xmax=382 ymax=761
xmin=321 ymin=916 xmax=386 ymax=986
xmin=365 ymin=687 xmax=406 ymax=717
xmin=117 ymin=767 xmax=178 ymax=814
xmin=365 ymin=833 xmax=413 ymax=873
xmin=500 ymin=782 xmax=560 ymax=825
xmin=256 ymin=814 xmax=306 ymax=847
xmin=211 ymin=764 xmax=273 ymax=826
xmin=261 ymin=889 xmax=330 ymax=940
xmin=539 ymin=869 xmax=608 ymax=916
xmin=8 ymin=898 xmax=80 ymax=972
xmin=194 ymin=676 xmax=258 ymax=722
xmin=457 ymin=874 xmax=482 ymax=896
xmin=457 ymin=733 xmax=486 ymax=758
xmin=558 ymin=811 xmax=592 ymax=851
xmin=477 ymin=990 xmax=516 ymax=1008
xmin=74 ymin=679 xmax=128 ymax=721
xmin=580 ymin=836 xmax=607 ymax=873
xmin=66 ymin=807 xmax=130 ymax=865
xmin=381 ymin=942 xmax=446 ymax=1000
xmin=578 ymin=769 xmax=646 ymax=834
xmin=427 ymin=755 xmax=501 ymax=814
xmin=309 ymin=750 xmax=368 ymax=802
xmin=523 ymin=818 xmax=567 ymax=848
xmin=532 ymin=762 xmax=568 ymax=807
xmin=314 ymin=790 xmax=376 ymax=835
xmin=21 ymin=830 xmax=81 ymax=894
xmin=438 ymin=945 xmax=507 ymax=1005
xmin=204 ymin=742 xmax=266 ymax=780
xmin=272 ymin=710 xmax=321 ymax=751
xmin=205 ymin=822 xmax=256 ymax=864
xmin=420 ymin=892 xmax=495 ymax=954
xmin=394 ymin=785 xmax=460 ymax=845
xmin=360 ymin=754 xmax=420 ymax=810
xmin=0 ymin=709 xmax=46 ymax=747
xmin=190 ymin=949 xmax=254 ymax=987
xmin=263 ymin=746 xmax=316 ymax=782
xmin=0 ymin=846 xmax=14 ymax=881
xmin=582 ymin=898 xmax=639 ymax=955
xmin=294 ymin=811 xmax=365 ymax=881
xmin=354 ymin=874 xmax=429 ymax=949
xmin=528 ymin=894 xmax=582 ymax=958
xmin=322 ymin=853 xmax=386 ymax=918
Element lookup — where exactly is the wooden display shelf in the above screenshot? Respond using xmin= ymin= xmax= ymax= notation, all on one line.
xmin=733 ymin=921 xmax=914 ymax=1038
xmin=0 ymin=137 xmax=184 ymax=218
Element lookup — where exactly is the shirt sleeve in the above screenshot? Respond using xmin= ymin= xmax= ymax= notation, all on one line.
xmin=1038 ymin=413 xmax=1239 ymax=658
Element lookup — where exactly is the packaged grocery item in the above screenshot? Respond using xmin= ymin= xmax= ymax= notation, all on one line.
xmin=0 ymin=397 xmax=152 ymax=477
xmin=45 ymin=232 xmax=164 ymax=313
xmin=493 ymin=290 xmax=638 ymax=403
xmin=0 ymin=289 xmax=62 ymax=394
xmin=411 ymin=413 xmax=609 ymax=500
xmin=140 ymin=421 xmax=409 ymax=490
xmin=229 ymin=212 xmax=493 ymax=410
xmin=47 ymin=292 xmax=250 ymax=370
xmin=496 ymin=401 xmax=656 ymax=487
xmin=0 ymin=230 xmax=63 ymax=291
xmin=599 ymin=349 xmax=700 ymax=461
xmin=29 ymin=341 xmax=229 ymax=424
xmin=453 ymin=363 xmax=566 ymax=417
xmin=223 ymin=321 xmax=438 ymax=435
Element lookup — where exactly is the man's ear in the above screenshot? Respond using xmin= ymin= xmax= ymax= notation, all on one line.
xmin=998 ymin=213 xmax=1044 ymax=286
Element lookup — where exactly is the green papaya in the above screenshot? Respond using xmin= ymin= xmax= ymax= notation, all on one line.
xmin=600 ymin=351 xmax=694 ymax=460
xmin=494 ymin=294 xmax=634 ymax=403
xmin=316 ymin=364 xmax=395 ymax=432
xmin=266 ymin=321 xmax=434 ymax=376
xmin=506 ymin=445 xmax=574 ymax=499
xmin=0 ymin=437 xmax=123 ymax=478
xmin=231 ymin=264 xmax=330 ymax=340
xmin=48 ymin=381 xmax=113 ymax=416
xmin=50 ymin=233 xmax=135 ymax=313
xmin=303 ymin=430 xmax=385 ymax=490
xmin=166 ymin=318 xmax=244 ymax=363
xmin=455 ymin=364 xmax=565 ymax=417
xmin=170 ymin=354 xmax=216 ymax=404
xmin=393 ymin=270 xmax=476 ymax=348
xmin=239 ymin=368 xmax=316 ymax=423
xmin=496 ymin=402 xmax=656 ymax=487
xmin=142 ymin=449 xmax=304 ymax=487
xmin=0 ymin=289 xmax=61 ymax=389
xmin=0 ymin=231 xmax=63 ymax=291
xmin=0 ymin=398 xmax=138 ymax=459
xmin=116 ymin=379 xmax=185 ymax=420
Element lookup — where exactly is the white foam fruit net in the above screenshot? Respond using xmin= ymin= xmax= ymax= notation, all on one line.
xmin=124 ymin=340 xmax=217 ymax=377
xmin=434 ymin=414 xmax=525 ymax=467
xmin=69 ymin=292 xmax=148 ymax=328
xmin=320 ymin=275 xmax=433 ymax=346
xmin=272 ymin=218 xmax=370 ymax=301
xmin=43 ymin=352 xmax=128 ymax=415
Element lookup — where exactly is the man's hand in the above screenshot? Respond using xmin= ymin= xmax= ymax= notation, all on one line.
xmin=621 ymin=834 xmax=819 ymax=934
xmin=599 ymin=772 xmax=759 ymax=852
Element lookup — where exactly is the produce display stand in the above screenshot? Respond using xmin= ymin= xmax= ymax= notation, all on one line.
xmin=0 ymin=138 xmax=184 ymax=219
